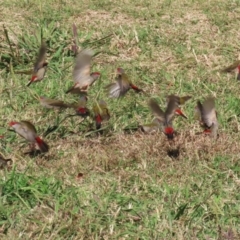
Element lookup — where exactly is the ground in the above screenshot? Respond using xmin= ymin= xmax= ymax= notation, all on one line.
xmin=0 ymin=0 xmax=240 ymax=239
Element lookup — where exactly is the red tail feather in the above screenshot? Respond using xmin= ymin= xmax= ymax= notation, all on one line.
xmin=96 ymin=114 xmax=102 ymax=129
xmin=35 ymin=136 xmax=49 ymax=152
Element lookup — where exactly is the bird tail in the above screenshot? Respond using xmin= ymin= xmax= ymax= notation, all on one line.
xmin=95 ymin=114 xmax=102 ymax=130
xmin=35 ymin=137 xmax=49 ymax=152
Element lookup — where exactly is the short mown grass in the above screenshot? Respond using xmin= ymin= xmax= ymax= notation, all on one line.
xmin=0 ymin=0 xmax=240 ymax=239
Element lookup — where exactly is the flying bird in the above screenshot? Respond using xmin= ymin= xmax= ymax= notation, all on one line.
xmin=148 ymin=97 xmax=180 ymax=139
xmin=105 ymin=68 xmax=144 ymax=98
xmin=166 ymin=94 xmax=192 ymax=119
xmin=66 ymin=49 xmax=100 ymax=94
xmin=27 ymin=41 xmax=48 ymax=86
xmin=9 ymin=121 xmax=49 ymax=152
xmin=196 ymin=97 xmax=218 ymax=138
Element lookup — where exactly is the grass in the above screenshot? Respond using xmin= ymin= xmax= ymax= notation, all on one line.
xmin=0 ymin=0 xmax=240 ymax=239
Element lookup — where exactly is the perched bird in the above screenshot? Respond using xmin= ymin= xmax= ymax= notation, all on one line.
xmin=66 ymin=49 xmax=100 ymax=94
xmin=92 ymin=100 xmax=110 ymax=129
xmin=148 ymin=97 xmax=180 ymax=139
xmin=0 ymin=154 xmax=12 ymax=169
xmin=166 ymin=94 xmax=192 ymax=119
xmin=27 ymin=41 xmax=48 ymax=86
xmin=39 ymin=96 xmax=70 ymax=109
xmin=70 ymin=95 xmax=90 ymax=117
xmin=9 ymin=121 xmax=49 ymax=152
xmin=140 ymin=118 xmax=161 ymax=133
xmin=196 ymin=97 xmax=218 ymax=138
xmin=221 ymin=60 xmax=240 ymax=80
xmin=105 ymin=68 xmax=143 ymax=98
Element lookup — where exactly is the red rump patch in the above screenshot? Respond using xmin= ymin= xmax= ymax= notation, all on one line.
xmin=31 ymin=75 xmax=37 ymax=81
xmin=203 ymin=129 xmax=211 ymax=134
xmin=96 ymin=114 xmax=102 ymax=124
xmin=35 ymin=136 xmax=43 ymax=145
xmin=164 ymin=127 xmax=174 ymax=135
xmin=9 ymin=121 xmax=18 ymax=126
xmin=237 ymin=65 xmax=240 ymax=72
xmin=130 ymin=84 xmax=139 ymax=90
xmin=78 ymin=107 xmax=87 ymax=114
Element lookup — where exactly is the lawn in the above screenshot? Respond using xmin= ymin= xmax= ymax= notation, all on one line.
xmin=0 ymin=0 xmax=240 ymax=239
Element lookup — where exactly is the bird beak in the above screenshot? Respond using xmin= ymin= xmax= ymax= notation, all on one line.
xmin=9 ymin=121 xmax=17 ymax=127
xmin=175 ymin=109 xmax=187 ymax=119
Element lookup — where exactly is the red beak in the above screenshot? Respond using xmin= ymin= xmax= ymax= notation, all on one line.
xmin=9 ymin=121 xmax=17 ymax=127
xmin=175 ymin=109 xmax=187 ymax=119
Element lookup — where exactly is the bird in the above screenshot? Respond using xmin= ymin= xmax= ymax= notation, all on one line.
xmin=167 ymin=95 xmax=192 ymax=106
xmin=148 ymin=97 xmax=180 ymax=139
xmin=39 ymin=96 xmax=70 ymax=109
xmin=70 ymin=95 xmax=90 ymax=117
xmin=66 ymin=49 xmax=100 ymax=94
xmin=166 ymin=94 xmax=192 ymax=119
xmin=0 ymin=154 xmax=12 ymax=169
xmin=9 ymin=121 xmax=49 ymax=152
xmin=221 ymin=60 xmax=240 ymax=80
xmin=140 ymin=118 xmax=161 ymax=133
xmin=105 ymin=67 xmax=144 ymax=98
xmin=196 ymin=97 xmax=218 ymax=138
xmin=27 ymin=41 xmax=48 ymax=86
xmin=92 ymin=100 xmax=110 ymax=130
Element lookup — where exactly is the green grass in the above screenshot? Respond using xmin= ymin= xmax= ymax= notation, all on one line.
xmin=0 ymin=0 xmax=240 ymax=239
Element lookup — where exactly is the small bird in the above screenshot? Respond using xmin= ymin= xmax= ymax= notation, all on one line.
xmin=39 ymin=96 xmax=70 ymax=109
xmin=140 ymin=118 xmax=161 ymax=133
xmin=92 ymin=100 xmax=110 ymax=129
xmin=70 ymin=95 xmax=90 ymax=117
xmin=105 ymin=68 xmax=144 ymax=98
xmin=221 ymin=60 xmax=240 ymax=80
xmin=9 ymin=121 xmax=49 ymax=152
xmin=196 ymin=97 xmax=218 ymax=138
xmin=66 ymin=49 xmax=100 ymax=94
xmin=167 ymin=95 xmax=192 ymax=106
xmin=0 ymin=154 xmax=12 ymax=169
xmin=166 ymin=94 xmax=192 ymax=119
xmin=148 ymin=97 xmax=180 ymax=139
xmin=27 ymin=41 xmax=48 ymax=86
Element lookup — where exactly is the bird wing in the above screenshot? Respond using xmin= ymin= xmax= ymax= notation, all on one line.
xmin=148 ymin=99 xmax=165 ymax=123
xmin=72 ymin=49 xmax=94 ymax=86
xmin=33 ymin=42 xmax=47 ymax=73
xmin=164 ymin=96 xmax=178 ymax=124
xmin=201 ymin=97 xmax=218 ymax=127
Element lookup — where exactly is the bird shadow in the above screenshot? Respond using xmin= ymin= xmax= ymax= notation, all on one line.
xmin=167 ymin=147 xmax=180 ymax=159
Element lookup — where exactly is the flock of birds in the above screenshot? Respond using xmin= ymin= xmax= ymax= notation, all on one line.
xmin=1 ymin=39 xmax=240 ymax=166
